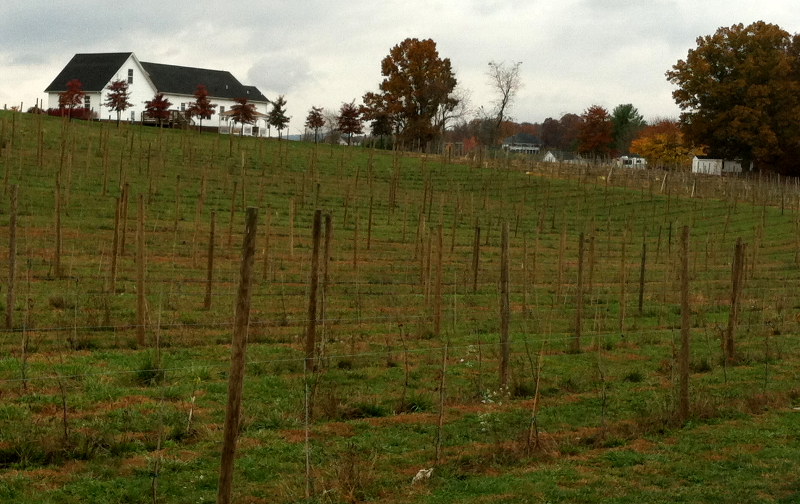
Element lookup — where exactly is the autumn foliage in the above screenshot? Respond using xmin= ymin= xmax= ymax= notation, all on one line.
xmin=104 ymin=79 xmax=133 ymax=125
xmin=577 ymin=105 xmax=613 ymax=158
xmin=363 ymin=38 xmax=457 ymax=149
xmin=187 ymin=85 xmax=217 ymax=131
xmin=668 ymin=21 xmax=800 ymax=174
xmin=58 ymin=79 xmax=86 ymax=119
xmin=630 ymin=119 xmax=700 ymax=169
xmin=144 ymin=93 xmax=172 ymax=127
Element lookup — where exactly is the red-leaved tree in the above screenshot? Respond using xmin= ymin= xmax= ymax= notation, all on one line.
xmin=230 ymin=97 xmax=256 ymax=136
xmin=337 ymin=100 xmax=363 ymax=145
xmin=305 ymin=106 xmax=325 ymax=143
xmin=145 ymin=93 xmax=172 ymax=128
xmin=104 ymin=79 xmax=133 ymax=126
xmin=577 ymin=105 xmax=613 ymax=159
xmin=187 ymin=84 xmax=217 ymax=132
xmin=58 ymin=79 xmax=86 ymax=121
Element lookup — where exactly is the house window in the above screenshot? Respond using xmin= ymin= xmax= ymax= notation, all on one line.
xmin=84 ymin=95 xmax=90 ymax=110
xmin=127 ymin=69 xmax=133 ymax=84
xmin=219 ymin=106 xmax=225 ymax=113
xmin=180 ymin=103 xmax=186 ymax=111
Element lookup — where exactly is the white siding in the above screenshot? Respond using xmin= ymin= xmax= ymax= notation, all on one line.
xmin=99 ymin=54 xmax=157 ymax=122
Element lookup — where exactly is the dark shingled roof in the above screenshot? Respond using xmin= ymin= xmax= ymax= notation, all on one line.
xmin=44 ymin=52 xmax=133 ymax=92
xmin=503 ymin=133 xmax=542 ymax=145
xmin=46 ymin=53 xmax=269 ymax=103
xmin=140 ymin=62 xmax=268 ymax=102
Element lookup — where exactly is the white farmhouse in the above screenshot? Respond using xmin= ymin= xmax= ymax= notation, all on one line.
xmin=45 ymin=52 xmax=271 ymax=135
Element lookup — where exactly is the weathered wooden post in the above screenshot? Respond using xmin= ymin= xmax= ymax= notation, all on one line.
xmin=216 ymin=207 xmax=258 ymax=504
xmin=136 ymin=194 xmax=146 ymax=347
xmin=726 ymin=238 xmax=745 ymax=362
xmin=6 ymin=185 xmax=17 ymax=328
xmin=472 ymin=219 xmax=480 ymax=293
xmin=204 ymin=212 xmax=216 ymax=310
xmin=305 ymin=210 xmax=322 ymax=370
xmin=679 ymin=225 xmax=691 ymax=421
xmin=499 ymin=221 xmax=510 ymax=388
xmin=572 ymin=232 xmax=584 ymax=353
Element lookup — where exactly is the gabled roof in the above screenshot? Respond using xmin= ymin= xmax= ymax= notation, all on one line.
xmin=503 ymin=133 xmax=542 ymax=145
xmin=44 ymin=52 xmax=134 ymax=92
xmin=46 ymin=52 xmax=270 ymax=103
xmin=140 ymin=62 xmax=268 ymax=102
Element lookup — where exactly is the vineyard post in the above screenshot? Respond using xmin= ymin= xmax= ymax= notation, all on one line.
xmin=638 ymin=229 xmax=647 ymax=316
xmin=173 ymin=175 xmax=181 ymax=233
xmin=679 ymin=225 xmax=691 ymax=421
xmin=472 ymin=219 xmax=480 ymax=293
xmin=434 ymin=224 xmax=443 ymax=339
xmin=54 ymin=173 xmax=62 ymax=278
xmin=367 ymin=195 xmax=374 ymax=251
xmin=726 ymin=238 xmax=745 ymax=362
xmin=352 ymin=208 xmax=359 ymax=271
xmin=227 ymin=181 xmax=237 ymax=248
xmin=120 ymin=183 xmax=130 ymax=255
xmin=216 ymin=207 xmax=258 ymax=504
xmin=262 ymin=208 xmax=271 ymax=281
xmin=289 ymin=196 xmax=295 ymax=258
xmin=499 ymin=221 xmax=510 ymax=388
xmin=6 ymin=185 xmax=16 ymax=328
xmin=204 ymin=211 xmax=216 ymax=310
xmin=305 ymin=210 xmax=322 ymax=370
xmin=619 ymin=229 xmax=627 ymax=335
xmin=136 ymin=194 xmax=146 ymax=347
xmin=109 ymin=197 xmax=120 ymax=293
xmin=572 ymin=232 xmax=584 ymax=353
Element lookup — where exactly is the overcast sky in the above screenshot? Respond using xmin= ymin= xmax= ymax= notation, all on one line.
xmin=1 ymin=0 xmax=797 ymax=134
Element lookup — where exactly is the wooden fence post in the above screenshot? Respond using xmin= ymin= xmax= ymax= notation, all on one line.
xmin=54 ymin=174 xmax=62 ymax=278
xmin=434 ymin=224 xmax=443 ymax=338
xmin=306 ymin=210 xmax=322 ymax=370
xmin=216 ymin=207 xmax=258 ymax=504
xmin=572 ymin=232 xmax=584 ymax=353
xmin=679 ymin=225 xmax=691 ymax=421
xmin=472 ymin=219 xmax=480 ymax=293
xmin=499 ymin=221 xmax=510 ymax=388
xmin=109 ymin=197 xmax=120 ymax=293
xmin=638 ymin=229 xmax=647 ymax=316
xmin=204 ymin=211 xmax=216 ymax=309
xmin=262 ymin=208 xmax=271 ymax=281
xmin=726 ymin=237 xmax=745 ymax=362
xmin=136 ymin=194 xmax=146 ymax=347
xmin=6 ymin=185 xmax=16 ymax=328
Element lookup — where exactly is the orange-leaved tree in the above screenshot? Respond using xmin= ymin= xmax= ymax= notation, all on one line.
xmin=58 ymin=79 xmax=85 ymax=120
xmin=144 ymin=93 xmax=172 ymax=128
xmin=187 ymin=84 xmax=217 ymax=132
xmin=630 ymin=119 xmax=701 ymax=170
xmin=363 ymin=38 xmax=458 ymax=150
xmin=667 ymin=21 xmax=800 ymax=174
xmin=104 ymin=79 xmax=132 ymax=126
xmin=231 ymin=97 xmax=256 ymax=136
xmin=577 ymin=105 xmax=613 ymax=159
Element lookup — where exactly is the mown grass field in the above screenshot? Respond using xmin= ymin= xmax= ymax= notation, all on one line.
xmin=0 ymin=111 xmax=798 ymax=503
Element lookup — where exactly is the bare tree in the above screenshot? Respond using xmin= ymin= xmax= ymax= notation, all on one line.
xmin=487 ymin=61 xmax=522 ymax=146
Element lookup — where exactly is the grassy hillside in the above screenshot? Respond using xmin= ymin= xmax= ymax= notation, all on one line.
xmin=0 ymin=111 xmax=798 ymax=503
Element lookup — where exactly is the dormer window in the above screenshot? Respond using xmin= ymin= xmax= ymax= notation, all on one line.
xmin=127 ymin=69 xmax=133 ymax=84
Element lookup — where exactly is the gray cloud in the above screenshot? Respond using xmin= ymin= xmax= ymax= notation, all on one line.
xmin=3 ymin=0 xmax=800 ymax=127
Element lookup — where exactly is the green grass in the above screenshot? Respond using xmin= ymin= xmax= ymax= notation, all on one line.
xmin=0 ymin=111 xmax=798 ymax=502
